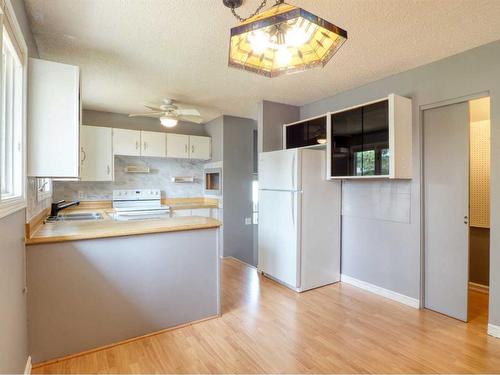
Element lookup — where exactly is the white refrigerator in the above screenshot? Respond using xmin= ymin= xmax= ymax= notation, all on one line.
xmin=258 ymin=148 xmax=341 ymax=292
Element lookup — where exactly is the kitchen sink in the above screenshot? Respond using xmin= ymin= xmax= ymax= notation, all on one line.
xmin=46 ymin=212 xmax=104 ymax=222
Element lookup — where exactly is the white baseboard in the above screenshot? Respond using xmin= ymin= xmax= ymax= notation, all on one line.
xmin=488 ymin=324 xmax=500 ymax=339
xmin=24 ymin=356 xmax=32 ymax=375
xmin=341 ymin=274 xmax=420 ymax=309
xmin=469 ymin=282 xmax=489 ymax=294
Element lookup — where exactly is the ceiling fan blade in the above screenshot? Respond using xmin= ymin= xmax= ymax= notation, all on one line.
xmin=144 ymin=104 xmax=164 ymax=111
xmin=176 ymin=108 xmax=201 ymax=117
xmin=178 ymin=115 xmax=203 ymax=124
xmin=129 ymin=112 xmax=164 ymax=118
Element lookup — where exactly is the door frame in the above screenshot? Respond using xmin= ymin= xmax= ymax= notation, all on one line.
xmin=419 ymin=91 xmax=490 ymax=312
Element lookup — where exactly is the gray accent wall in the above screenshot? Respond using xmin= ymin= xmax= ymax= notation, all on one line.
xmin=257 ymin=100 xmax=299 ymax=153
xmin=83 ymin=110 xmax=207 ymax=136
xmin=224 ymin=116 xmax=257 ymax=266
xmin=298 ymin=40 xmax=500 ymax=327
xmin=0 ymin=210 xmax=28 ymax=373
xmin=205 ymin=116 xmax=223 ymax=163
xmin=205 ymin=115 xmax=257 ymax=266
xmin=27 ymin=228 xmax=220 ymax=363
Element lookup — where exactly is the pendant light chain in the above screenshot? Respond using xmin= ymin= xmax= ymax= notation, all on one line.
xmin=230 ymin=0 xmax=284 ymax=22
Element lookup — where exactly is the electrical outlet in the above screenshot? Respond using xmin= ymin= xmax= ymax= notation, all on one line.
xmin=245 ymin=217 xmax=252 ymax=225
xmin=78 ymin=191 xmax=85 ymax=199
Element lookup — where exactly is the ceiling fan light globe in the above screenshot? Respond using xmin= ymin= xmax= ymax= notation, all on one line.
xmin=160 ymin=116 xmax=178 ymax=128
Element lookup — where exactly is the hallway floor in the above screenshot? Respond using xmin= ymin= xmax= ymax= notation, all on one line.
xmin=34 ymin=258 xmax=500 ymax=373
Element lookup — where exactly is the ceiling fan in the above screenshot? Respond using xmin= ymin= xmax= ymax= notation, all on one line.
xmin=129 ymin=99 xmax=203 ymax=128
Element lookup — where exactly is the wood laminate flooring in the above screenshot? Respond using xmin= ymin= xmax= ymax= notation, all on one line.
xmin=34 ymin=258 xmax=500 ymax=373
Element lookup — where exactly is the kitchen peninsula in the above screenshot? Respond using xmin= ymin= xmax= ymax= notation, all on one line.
xmin=26 ymin=207 xmax=221 ymax=364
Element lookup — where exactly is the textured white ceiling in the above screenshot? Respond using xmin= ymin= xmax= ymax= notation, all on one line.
xmin=25 ymin=0 xmax=500 ymax=122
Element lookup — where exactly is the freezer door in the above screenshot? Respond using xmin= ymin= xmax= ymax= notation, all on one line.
xmin=258 ymin=190 xmax=300 ymax=288
xmin=259 ymin=149 xmax=300 ymax=191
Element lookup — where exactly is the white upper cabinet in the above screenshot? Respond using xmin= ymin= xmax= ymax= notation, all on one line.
xmin=189 ymin=136 xmax=211 ymax=160
xmin=166 ymin=134 xmax=189 ymax=159
xmin=28 ymin=58 xmax=80 ymax=178
xmin=80 ymin=126 xmax=113 ymax=181
xmin=141 ymin=131 xmax=166 ymax=157
xmin=113 ymin=129 xmax=141 ymax=156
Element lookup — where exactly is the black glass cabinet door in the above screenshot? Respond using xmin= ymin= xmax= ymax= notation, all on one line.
xmin=361 ymin=100 xmax=389 ymax=176
xmin=285 ymin=116 xmax=327 ymax=149
xmin=331 ymin=107 xmax=363 ymax=177
xmin=330 ymin=99 xmax=390 ymax=177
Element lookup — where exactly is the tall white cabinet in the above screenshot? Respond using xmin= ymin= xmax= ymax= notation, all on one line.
xmin=80 ymin=126 xmax=113 ymax=181
xmin=28 ymin=58 xmax=81 ymax=177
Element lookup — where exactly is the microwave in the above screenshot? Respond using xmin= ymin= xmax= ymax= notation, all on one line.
xmin=204 ymin=168 xmax=222 ymax=196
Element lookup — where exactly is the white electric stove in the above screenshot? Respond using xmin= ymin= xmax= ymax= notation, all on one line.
xmin=111 ymin=189 xmax=170 ymax=221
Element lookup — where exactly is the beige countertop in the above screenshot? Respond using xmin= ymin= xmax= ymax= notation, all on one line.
xmin=26 ymin=198 xmax=222 ymax=245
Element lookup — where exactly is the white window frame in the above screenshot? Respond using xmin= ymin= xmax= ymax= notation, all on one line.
xmin=0 ymin=0 xmax=28 ymax=219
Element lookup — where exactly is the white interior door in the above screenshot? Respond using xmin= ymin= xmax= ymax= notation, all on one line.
xmin=258 ymin=190 xmax=299 ymax=288
xmin=423 ymin=102 xmax=469 ymax=321
xmin=141 ymin=131 xmax=166 ymax=157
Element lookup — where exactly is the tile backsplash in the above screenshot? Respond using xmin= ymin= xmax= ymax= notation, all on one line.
xmin=54 ymin=156 xmax=205 ymax=201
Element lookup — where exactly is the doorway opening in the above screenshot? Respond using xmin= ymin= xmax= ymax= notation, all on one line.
xmin=468 ymin=97 xmax=490 ymax=324
xmin=423 ymin=95 xmax=490 ymax=325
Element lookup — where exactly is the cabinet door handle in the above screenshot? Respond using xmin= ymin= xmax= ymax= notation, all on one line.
xmin=107 ymin=165 xmax=111 ymax=175
xmin=81 ymin=147 xmax=86 ymax=163
xmin=192 ymin=145 xmax=195 ymax=153
xmin=144 ymin=141 xmax=147 ymax=150
xmin=136 ymin=141 xmax=139 ymax=149
xmin=185 ymin=144 xmax=188 ymax=153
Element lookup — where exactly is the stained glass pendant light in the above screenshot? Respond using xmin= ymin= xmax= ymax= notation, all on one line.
xmin=224 ymin=0 xmax=347 ymax=77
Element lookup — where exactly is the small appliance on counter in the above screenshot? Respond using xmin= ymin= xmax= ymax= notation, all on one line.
xmin=258 ymin=148 xmax=341 ymax=292
xmin=111 ymin=189 xmax=170 ymax=221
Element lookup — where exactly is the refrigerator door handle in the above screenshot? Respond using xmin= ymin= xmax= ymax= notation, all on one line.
xmin=291 ymin=154 xmax=295 ymax=189
xmin=291 ymin=192 xmax=295 ymax=227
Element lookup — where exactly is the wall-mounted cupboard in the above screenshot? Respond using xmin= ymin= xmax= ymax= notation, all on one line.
xmin=327 ymin=94 xmax=412 ymax=179
xmin=113 ymin=130 xmax=211 ymax=160
xmin=80 ymin=126 xmax=212 ymax=181
xmin=283 ymin=115 xmax=327 ymax=149
xmin=282 ymin=94 xmax=412 ymax=180
xmin=80 ymin=126 xmax=113 ymax=181
xmin=113 ymin=129 xmax=167 ymax=158
xmin=28 ymin=58 xmax=81 ymax=178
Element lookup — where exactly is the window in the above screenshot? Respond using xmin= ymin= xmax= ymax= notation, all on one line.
xmin=0 ymin=2 xmax=27 ymax=218
xmin=353 ymin=145 xmax=390 ymax=176
xmin=36 ymin=178 xmax=52 ymax=201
